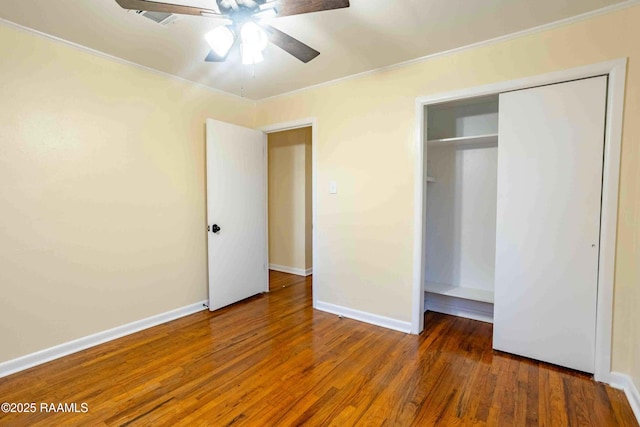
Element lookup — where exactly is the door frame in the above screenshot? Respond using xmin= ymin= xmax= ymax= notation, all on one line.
xmin=412 ymin=58 xmax=627 ymax=383
xmin=261 ymin=118 xmax=318 ymax=308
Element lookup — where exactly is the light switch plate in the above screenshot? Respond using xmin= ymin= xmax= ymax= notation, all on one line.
xmin=329 ymin=181 xmax=337 ymax=194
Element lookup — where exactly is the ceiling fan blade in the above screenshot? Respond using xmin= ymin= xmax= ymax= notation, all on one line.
xmin=204 ymin=50 xmax=228 ymax=62
xmin=276 ymin=0 xmax=349 ymax=17
xmin=115 ymin=0 xmax=220 ymax=17
xmin=265 ymin=26 xmax=320 ymax=63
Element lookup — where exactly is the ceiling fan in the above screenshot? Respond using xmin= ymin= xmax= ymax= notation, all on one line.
xmin=115 ymin=0 xmax=350 ymax=64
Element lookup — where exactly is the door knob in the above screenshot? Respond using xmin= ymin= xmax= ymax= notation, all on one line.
xmin=211 ymin=224 xmax=221 ymax=233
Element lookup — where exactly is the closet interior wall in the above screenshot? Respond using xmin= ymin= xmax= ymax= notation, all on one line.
xmin=424 ymin=96 xmax=499 ymax=322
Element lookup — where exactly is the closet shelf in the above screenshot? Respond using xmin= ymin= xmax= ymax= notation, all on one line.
xmin=425 ymin=282 xmax=494 ymax=303
xmin=427 ymin=133 xmax=498 ymax=148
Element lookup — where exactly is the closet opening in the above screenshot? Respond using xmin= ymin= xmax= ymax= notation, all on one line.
xmin=413 ymin=59 xmax=626 ymax=381
xmin=423 ymin=95 xmax=499 ymax=323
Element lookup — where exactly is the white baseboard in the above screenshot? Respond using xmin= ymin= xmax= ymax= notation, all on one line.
xmin=610 ymin=371 xmax=640 ymax=423
xmin=269 ymin=263 xmax=312 ymax=277
xmin=0 ymin=300 xmax=208 ymax=379
xmin=315 ymin=300 xmax=411 ymax=333
xmin=425 ymin=292 xmax=494 ymax=323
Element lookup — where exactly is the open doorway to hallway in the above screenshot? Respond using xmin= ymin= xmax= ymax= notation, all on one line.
xmin=269 ymin=270 xmax=312 ymax=291
xmin=267 ymin=127 xmax=313 ymax=291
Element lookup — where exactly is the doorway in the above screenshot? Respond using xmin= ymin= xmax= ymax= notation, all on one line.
xmin=205 ymin=118 xmax=316 ymax=311
xmin=263 ymin=122 xmax=315 ymax=301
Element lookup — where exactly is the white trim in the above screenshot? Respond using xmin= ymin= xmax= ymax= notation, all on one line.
xmin=425 ymin=294 xmax=494 ymax=324
xmin=315 ymin=301 xmax=411 ymax=334
xmin=269 ymin=263 xmax=312 ymax=277
xmin=414 ymin=59 xmax=626 ymax=106
xmin=411 ymin=98 xmax=427 ymax=334
xmin=259 ymin=1 xmax=640 ymax=102
xmin=610 ymin=372 xmax=640 ymax=424
xmin=261 ymin=118 xmax=315 ymax=133
xmin=263 ymin=132 xmax=270 ymax=293
xmin=413 ymin=58 xmax=627 ymax=384
xmin=0 ymin=300 xmax=208 ymax=379
xmin=0 ymin=17 xmax=250 ymax=103
xmin=594 ymin=59 xmax=626 ymax=383
xmin=260 ymin=118 xmax=318 ymax=308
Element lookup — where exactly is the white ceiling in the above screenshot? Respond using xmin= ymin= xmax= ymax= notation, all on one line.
xmin=0 ymin=0 xmax=628 ymax=100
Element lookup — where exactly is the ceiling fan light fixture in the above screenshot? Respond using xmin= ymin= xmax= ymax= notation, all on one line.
xmin=240 ymin=22 xmax=268 ymax=64
xmin=241 ymin=44 xmax=264 ymax=64
xmin=205 ymin=25 xmax=235 ymax=58
xmin=241 ymin=22 xmax=268 ymax=50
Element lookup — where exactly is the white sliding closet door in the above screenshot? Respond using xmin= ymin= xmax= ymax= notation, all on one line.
xmin=493 ymin=76 xmax=607 ymax=373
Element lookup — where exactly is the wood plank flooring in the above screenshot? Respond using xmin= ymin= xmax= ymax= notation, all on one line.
xmin=269 ymin=269 xmax=309 ymax=291
xmin=0 ymin=272 xmax=636 ymax=426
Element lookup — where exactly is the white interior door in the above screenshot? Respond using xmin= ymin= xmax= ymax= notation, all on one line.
xmin=493 ymin=76 xmax=607 ymax=373
xmin=206 ymin=119 xmax=267 ymax=311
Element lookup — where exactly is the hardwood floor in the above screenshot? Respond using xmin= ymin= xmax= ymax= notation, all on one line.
xmin=269 ymin=269 xmax=310 ymax=291
xmin=0 ymin=273 xmax=636 ymax=426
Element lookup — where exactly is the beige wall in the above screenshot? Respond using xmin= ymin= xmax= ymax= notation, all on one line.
xmin=0 ymin=24 xmax=255 ymax=363
xmin=268 ymin=127 xmax=312 ymax=271
xmin=255 ymin=5 xmax=640 ymax=383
